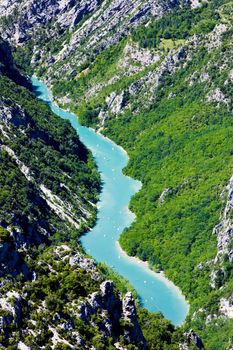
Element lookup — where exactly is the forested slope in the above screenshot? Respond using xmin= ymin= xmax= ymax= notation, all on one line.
xmin=19 ymin=1 xmax=233 ymax=348
xmin=0 ymin=0 xmax=232 ymax=348
xmin=0 ymin=34 xmax=189 ymax=350
xmin=0 ymin=41 xmax=145 ymax=349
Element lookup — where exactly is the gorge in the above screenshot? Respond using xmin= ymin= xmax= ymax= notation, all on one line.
xmin=32 ymin=76 xmax=189 ymax=326
xmin=0 ymin=0 xmax=233 ymax=348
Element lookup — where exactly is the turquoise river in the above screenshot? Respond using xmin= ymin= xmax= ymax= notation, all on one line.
xmin=32 ymin=76 xmax=189 ymax=326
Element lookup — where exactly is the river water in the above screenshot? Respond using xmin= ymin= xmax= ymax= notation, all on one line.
xmin=32 ymin=76 xmax=189 ymax=326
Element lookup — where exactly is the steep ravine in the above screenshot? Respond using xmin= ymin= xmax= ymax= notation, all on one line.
xmin=32 ymin=76 xmax=189 ymax=327
xmin=1 ymin=0 xmax=233 ymax=347
xmin=0 ymin=42 xmax=150 ymax=349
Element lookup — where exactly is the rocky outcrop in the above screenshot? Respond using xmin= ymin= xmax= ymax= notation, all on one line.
xmin=97 ymin=91 xmax=126 ymax=126
xmin=0 ymin=290 xmax=28 ymax=342
xmin=0 ymin=0 xmax=100 ymax=44
xmin=127 ymin=45 xmax=187 ymax=97
xmin=77 ymin=281 xmax=146 ymax=349
xmin=219 ymin=295 xmax=233 ymax=319
xmin=96 ymin=44 xmax=187 ymax=125
xmin=190 ymin=0 xmax=202 ymax=9
xmin=159 ymin=188 xmax=172 ymax=204
xmin=78 ymin=280 xmax=122 ymax=325
xmin=210 ymin=176 xmax=233 ymax=319
xmin=207 ymin=87 xmax=231 ymax=105
xmin=117 ymin=42 xmax=160 ymax=76
xmin=0 ymin=291 xmax=23 ymax=323
xmin=212 ymin=175 xmax=233 ymax=265
xmin=69 ymin=252 xmax=101 ymax=280
xmin=0 ymin=244 xmax=146 ymax=349
xmin=179 ymin=343 xmax=190 ymax=350
xmin=184 ymin=329 xmax=204 ymax=349
xmin=206 ymin=24 xmax=228 ymax=51
xmin=49 ymin=0 xmax=180 ymax=70
xmin=122 ymin=292 xmax=146 ymax=349
xmin=0 ymin=0 xmax=184 ymax=86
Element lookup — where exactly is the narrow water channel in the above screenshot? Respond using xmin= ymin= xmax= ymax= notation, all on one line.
xmin=32 ymin=76 xmax=189 ymax=326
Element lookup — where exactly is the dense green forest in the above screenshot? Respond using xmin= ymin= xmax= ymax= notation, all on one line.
xmin=0 ymin=73 xmax=101 ymax=244
xmin=1 ymin=0 xmax=233 ymax=348
xmin=0 ymin=41 xmax=191 ymax=349
xmin=106 ymin=18 xmax=233 ymax=350
xmin=131 ymin=3 xmax=220 ymax=48
xmin=29 ymin=0 xmax=233 ymax=348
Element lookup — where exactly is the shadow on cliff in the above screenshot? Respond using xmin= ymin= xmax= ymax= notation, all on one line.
xmin=0 ymin=39 xmax=31 ymax=89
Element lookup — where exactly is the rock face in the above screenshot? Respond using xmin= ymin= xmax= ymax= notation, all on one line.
xmin=159 ymin=188 xmax=172 ymax=203
xmin=0 ymin=241 xmax=30 ymax=279
xmin=0 ymin=40 xmax=30 ymax=87
xmin=0 ymin=40 xmax=99 ymax=279
xmin=0 ymin=241 xmax=146 ymax=349
xmin=207 ymin=87 xmax=231 ymax=105
xmin=219 ymin=295 xmax=233 ymax=319
xmin=122 ymin=292 xmax=146 ymax=349
xmin=214 ymin=175 xmax=233 ymax=262
xmin=78 ymin=281 xmax=146 ymax=349
xmin=0 ymin=0 xmax=183 ymax=84
xmin=184 ymin=329 xmax=204 ymax=349
xmin=95 ymin=44 xmax=187 ymax=125
xmin=0 ymin=0 xmax=101 ymax=44
xmin=117 ymin=42 xmax=160 ymax=76
xmin=208 ymin=176 xmax=233 ymax=318
xmin=69 ymin=252 xmax=100 ymax=280
xmin=0 ymin=0 xmax=181 ymax=46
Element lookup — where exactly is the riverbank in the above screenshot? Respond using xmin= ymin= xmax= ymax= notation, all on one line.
xmin=116 ymin=241 xmax=189 ymax=308
xmin=32 ymin=76 xmax=189 ymax=326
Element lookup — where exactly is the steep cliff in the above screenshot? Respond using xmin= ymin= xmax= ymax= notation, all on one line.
xmin=0 ymin=244 xmax=147 ymax=349
xmin=0 ymin=40 xmax=100 ymax=246
xmin=0 ymin=36 xmax=183 ymax=350
xmin=0 ymin=0 xmax=233 ymax=349
xmin=0 ymin=40 xmax=146 ymax=349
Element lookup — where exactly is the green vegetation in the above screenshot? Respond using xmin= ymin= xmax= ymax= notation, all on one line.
xmin=132 ymin=2 xmax=222 ymax=48
xmin=52 ymin=39 xmax=127 ymax=122
xmin=103 ymin=12 xmax=232 ymax=350
xmin=138 ymin=309 xmax=186 ymax=350
xmin=2 ymin=0 xmax=233 ymax=348
xmin=158 ymin=39 xmax=185 ymax=51
xmin=13 ymin=42 xmax=34 ymax=75
xmin=0 ymin=73 xmax=100 ymax=244
xmin=40 ymin=1 xmax=233 ymax=348
xmin=0 ymin=39 xmax=185 ymax=350
xmin=107 ymin=42 xmax=232 ymax=350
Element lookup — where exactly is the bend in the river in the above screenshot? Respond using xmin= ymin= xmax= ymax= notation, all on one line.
xmin=32 ymin=76 xmax=189 ymax=326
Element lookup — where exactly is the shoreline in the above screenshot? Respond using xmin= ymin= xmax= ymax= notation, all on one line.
xmin=32 ymin=76 xmax=189 ymax=323
xmin=116 ymin=240 xmax=189 ymax=308
xmin=32 ymin=75 xmax=139 ymax=179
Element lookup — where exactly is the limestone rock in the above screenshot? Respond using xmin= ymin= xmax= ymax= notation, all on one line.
xmin=212 ymin=175 xmax=233 ymax=267
xmin=219 ymin=295 xmax=233 ymax=319
xmin=159 ymin=188 xmax=172 ymax=203
xmin=184 ymin=329 xmax=204 ymax=349
xmin=77 ymin=281 xmax=145 ymax=349
xmin=207 ymin=87 xmax=231 ymax=105
xmin=122 ymin=292 xmax=146 ymax=349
